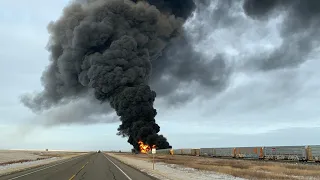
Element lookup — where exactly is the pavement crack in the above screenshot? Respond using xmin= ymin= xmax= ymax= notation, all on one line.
xmin=107 ymin=165 xmax=117 ymax=180
xmin=79 ymin=172 xmax=86 ymax=180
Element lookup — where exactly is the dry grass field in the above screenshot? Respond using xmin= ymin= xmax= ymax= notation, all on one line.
xmin=0 ymin=150 xmax=87 ymax=176
xmin=0 ymin=150 xmax=85 ymax=166
xmin=115 ymin=153 xmax=320 ymax=180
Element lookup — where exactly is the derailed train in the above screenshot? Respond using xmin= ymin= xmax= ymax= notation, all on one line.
xmin=150 ymin=145 xmax=320 ymax=162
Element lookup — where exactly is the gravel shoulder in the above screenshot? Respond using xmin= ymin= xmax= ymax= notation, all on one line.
xmin=107 ymin=153 xmax=245 ymax=180
xmin=109 ymin=153 xmax=320 ymax=180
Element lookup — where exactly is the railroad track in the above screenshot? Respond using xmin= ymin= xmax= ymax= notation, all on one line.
xmin=201 ymin=156 xmax=320 ymax=165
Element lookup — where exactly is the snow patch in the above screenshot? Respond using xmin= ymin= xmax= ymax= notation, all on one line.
xmin=0 ymin=157 xmax=63 ymax=176
xmin=0 ymin=150 xmax=43 ymax=163
xmin=108 ymin=154 xmax=246 ymax=180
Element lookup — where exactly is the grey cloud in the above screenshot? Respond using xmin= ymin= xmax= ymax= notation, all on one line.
xmin=20 ymin=90 xmax=117 ymax=126
xmin=186 ymin=0 xmax=319 ymax=73
xmin=36 ymin=97 xmax=117 ymax=126
xmin=242 ymin=0 xmax=320 ymax=71
xmin=168 ymin=127 xmax=320 ymax=148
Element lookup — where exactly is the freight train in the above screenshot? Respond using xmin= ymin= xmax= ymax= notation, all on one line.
xmin=149 ymin=145 xmax=320 ymax=162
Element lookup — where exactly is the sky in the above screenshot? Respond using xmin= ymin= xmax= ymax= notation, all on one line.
xmin=1 ymin=0 xmax=320 ymax=151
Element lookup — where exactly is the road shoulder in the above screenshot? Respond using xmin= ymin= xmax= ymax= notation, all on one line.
xmin=107 ymin=153 xmax=247 ymax=180
xmin=105 ymin=153 xmax=159 ymax=180
xmin=0 ymin=153 xmax=88 ymax=178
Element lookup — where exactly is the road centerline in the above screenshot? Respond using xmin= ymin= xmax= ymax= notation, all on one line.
xmin=6 ymin=155 xmax=87 ymax=180
xmin=68 ymin=161 xmax=90 ymax=180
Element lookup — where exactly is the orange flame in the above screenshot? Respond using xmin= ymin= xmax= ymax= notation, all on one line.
xmin=138 ymin=140 xmax=156 ymax=154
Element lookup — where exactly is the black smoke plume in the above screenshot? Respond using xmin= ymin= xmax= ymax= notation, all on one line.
xmin=25 ymin=0 xmax=320 ymax=150
xmin=21 ymin=0 xmax=196 ymax=150
xmin=131 ymin=0 xmax=195 ymax=19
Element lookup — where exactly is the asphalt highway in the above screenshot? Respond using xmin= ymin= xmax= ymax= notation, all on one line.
xmin=0 ymin=153 xmax=155 ymax=180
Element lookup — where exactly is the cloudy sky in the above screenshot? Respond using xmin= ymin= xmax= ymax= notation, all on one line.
xmin=1 ymin=0 xmax=320 ymax=151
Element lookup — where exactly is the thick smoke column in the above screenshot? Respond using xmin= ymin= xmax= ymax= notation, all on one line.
xmin=131 ymin=0 xmax=195 ymax=19
xmin=21 ymin=0 xmax=195 ymax=150
xmin=24 ymin=0 xmax=319 ymax=150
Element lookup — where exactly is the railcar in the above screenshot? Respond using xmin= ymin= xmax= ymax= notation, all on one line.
xmin=145 ymin=145 xmax=320 ymax=163
xmin=263 ymin=146 xmax=307 ymax=161
xmin=234 ymin=147 xmax=264 ymax=159
xmin=213 ymin=148 xmax=235 ymax=158
xmin=307 ymin=145 xmax=320 ymax=162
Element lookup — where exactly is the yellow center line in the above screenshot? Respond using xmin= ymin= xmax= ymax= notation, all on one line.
xmin=68 ymin=161 xmax=90 ymax=180
xmin=68 ymin=175 xmax=76 ymax=180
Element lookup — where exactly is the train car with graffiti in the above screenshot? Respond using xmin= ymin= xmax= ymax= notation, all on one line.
xmin=155 ymin=145 xmax=320 ymax=163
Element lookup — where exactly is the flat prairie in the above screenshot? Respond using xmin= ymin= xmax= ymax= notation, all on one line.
xmin=0 ymin=150 xmax=87 ymax=175
xmin=0 ymin=150 xmax=84 ymax=165
xmin=115 ymin=153 xmax=320 ymax=180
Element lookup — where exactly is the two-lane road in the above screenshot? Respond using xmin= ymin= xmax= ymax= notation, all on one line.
xmin=0 ymin=153 xmax=155 ymax=180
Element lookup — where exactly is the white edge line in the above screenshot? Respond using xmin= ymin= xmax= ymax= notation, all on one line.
xmin=103 ymin=154 xmax=133 ymax=180
xmin=7 ymin=154 xmax=87 ymax=180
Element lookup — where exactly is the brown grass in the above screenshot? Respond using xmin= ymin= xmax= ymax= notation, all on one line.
xmin=114 ymin=153 xmax=320 ymax=180
xmin=0 ymin=158 xmax=48 ymax=166
xmin=0 ymin=151 xmax=85 ymax=166
xmin=32 ymin=151 xmax=85 ymax=158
